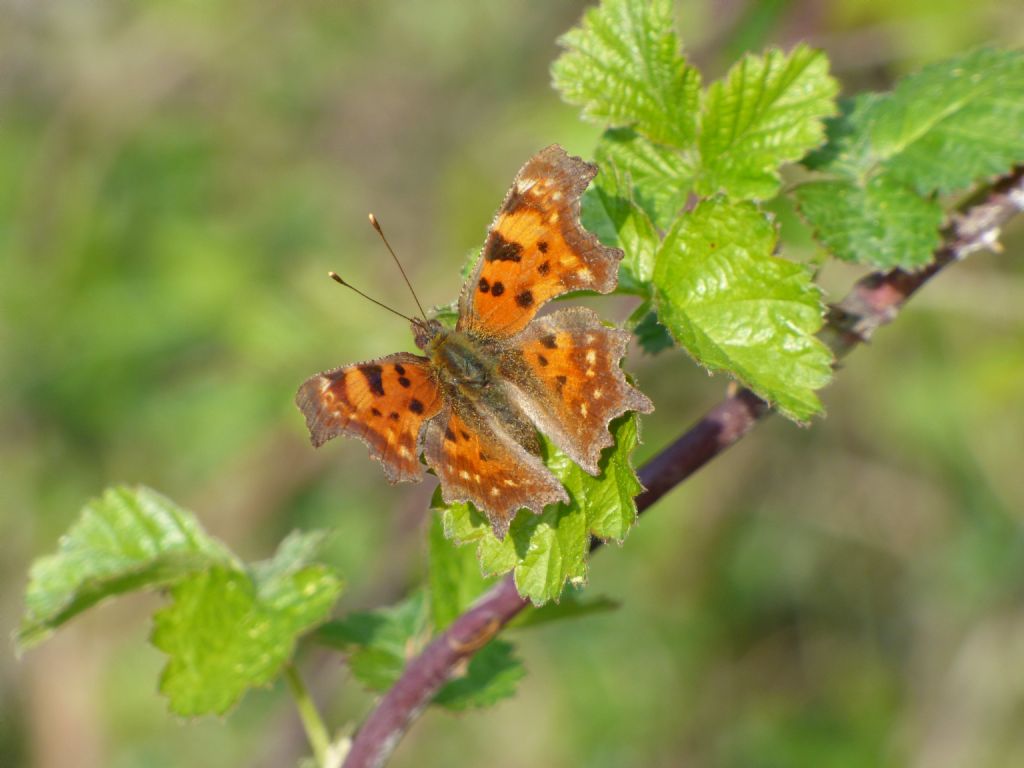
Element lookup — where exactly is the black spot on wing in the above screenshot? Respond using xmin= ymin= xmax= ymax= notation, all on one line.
xmin=409 ymin=398 xmax=424 ymax=414
xmin=516 ymin=290 xmax=534 ymax=308
xmin=491 ymin=282 xmax=505 ymax=297
xmin=360 ymin=364 xmax=385 ymax=396
xmin=394 ymin=363 xmax=406 ymax=375
xmin=398 ymin=376 xmax=411 ymax=388
xmin=485 ymin=233 xmax=523 ymax=263
xmin=478 ymin=277 xmax=490 ymax=293
xmin=540 ymin=334 xmax=557 ymax=349
xmin=538 ymin=260 xmax=550 ymax=275
xmin=538 ymin=240 xmax=549 ymax=253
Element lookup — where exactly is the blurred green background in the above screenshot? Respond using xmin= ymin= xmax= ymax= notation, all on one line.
xmin=3 ymin=1 xmax=1024 ymax=766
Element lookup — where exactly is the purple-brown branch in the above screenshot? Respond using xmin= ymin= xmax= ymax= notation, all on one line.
xmin=341 ymin=168 xmax=1024 ymax=768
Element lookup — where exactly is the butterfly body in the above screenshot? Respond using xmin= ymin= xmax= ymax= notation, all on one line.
xmin=424 ymin=327 xmax=496 ymax=393
xmin=298 ymin=145 xmax=653 ymax=537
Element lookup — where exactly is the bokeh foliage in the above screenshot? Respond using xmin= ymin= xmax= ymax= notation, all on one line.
xmin=3 ymin=1 xmax=1024 ymax=767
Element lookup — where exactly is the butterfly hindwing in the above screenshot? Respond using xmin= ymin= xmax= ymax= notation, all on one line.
xmin=424 ymin=403 xmax=568 ymax=538
xmin=459 ymin=145 xmax=623 ymax=337
xmin=296 ymin=352 xmax=442 ymax=483
xmin=500 ymin=307 xmax=654 ymax=475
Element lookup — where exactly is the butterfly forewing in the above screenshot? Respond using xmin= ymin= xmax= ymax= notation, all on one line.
xmin=459 ymin=145 xmax=623 ymax=337
xmin=296 ymin=352 xmax=442 ymax=483
xmin=501 ymin=307 xmax=654 ymax=475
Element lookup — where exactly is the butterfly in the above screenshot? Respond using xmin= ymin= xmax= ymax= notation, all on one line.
xmin=296 ymin=145 xmax=653 ymax=538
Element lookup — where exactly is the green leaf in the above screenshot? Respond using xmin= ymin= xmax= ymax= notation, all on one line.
xmin=806 ymin=48 xmax=1024 ymax=195
xmin=438 ymin=489 xmax=520 ymax=575
xmin=871 ymin=47 xmax=1024 ymax=194
xmin=696 ymin=45 xmax=838 ymax=199
xmin=438 ymin=414 xmax=646 ymax=605
xmin=630 ymin=307 xmax=676 ymax=356
xmin=430 ymin=300 xmax=459 ymax=329
xmin=505 ymin=502 xmax=590 ymax=604
xmin=798 ymin=49 xmax=1024 ymax=268
xmin=19 ymin=487 xmax=344 ymax=717
xmin=653 ymin=199 xmax=832 ymax=421
xmin=18 ymin=485 xmax=236 ymax=651
xmin=251 ymin=529 xmax=333 ymax=584
xmin=315 ymin=591 xmax=429 ymax=692
xmin=582 ymin=151 xmax=663 ymax=293
xmin=433 ymin=640 xmax=526 ymax=711
xmin=444 ymin=498 xmax=589 ymax=606
xmin=801 ymin=94 xmax=885 ymax=178
xmin=550 ymin=414 xmax=644 ymax=542
xmin=428 ymin=513 xmax=495 ymax=632
xmin=593 ymin=128 xmax=695 ymax=230
xmin=552 ymin=0 xmax=701 ymax=148
xmin=151 ymin=531 xmax=343 ymax=716
xmin=795 ymin=177 xmax=944 ymax=269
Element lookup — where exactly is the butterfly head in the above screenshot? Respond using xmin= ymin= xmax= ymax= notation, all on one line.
xmin=412 ymin=318 xmax=445 ymax=351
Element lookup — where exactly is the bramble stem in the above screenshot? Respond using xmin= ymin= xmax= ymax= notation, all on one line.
xmin=340 ymin=167 xmax=1024 ymax=768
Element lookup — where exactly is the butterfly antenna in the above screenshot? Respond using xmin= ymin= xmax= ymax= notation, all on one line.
xmin=368 ymin=213 xmax=428 ymax=321
xmin=327 ymin=272 xmax=422 ymax=326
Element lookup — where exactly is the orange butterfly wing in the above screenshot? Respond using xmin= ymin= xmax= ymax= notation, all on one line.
xmin=296 ymin=353 xmax=442 ymax=483
xmin=458 ymin=145 xmax=622 ymax=337
xmin=501 ymin=307 xmax=654 ymax=475
xmin=423 ymin=404 xmax=568 ymax=538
